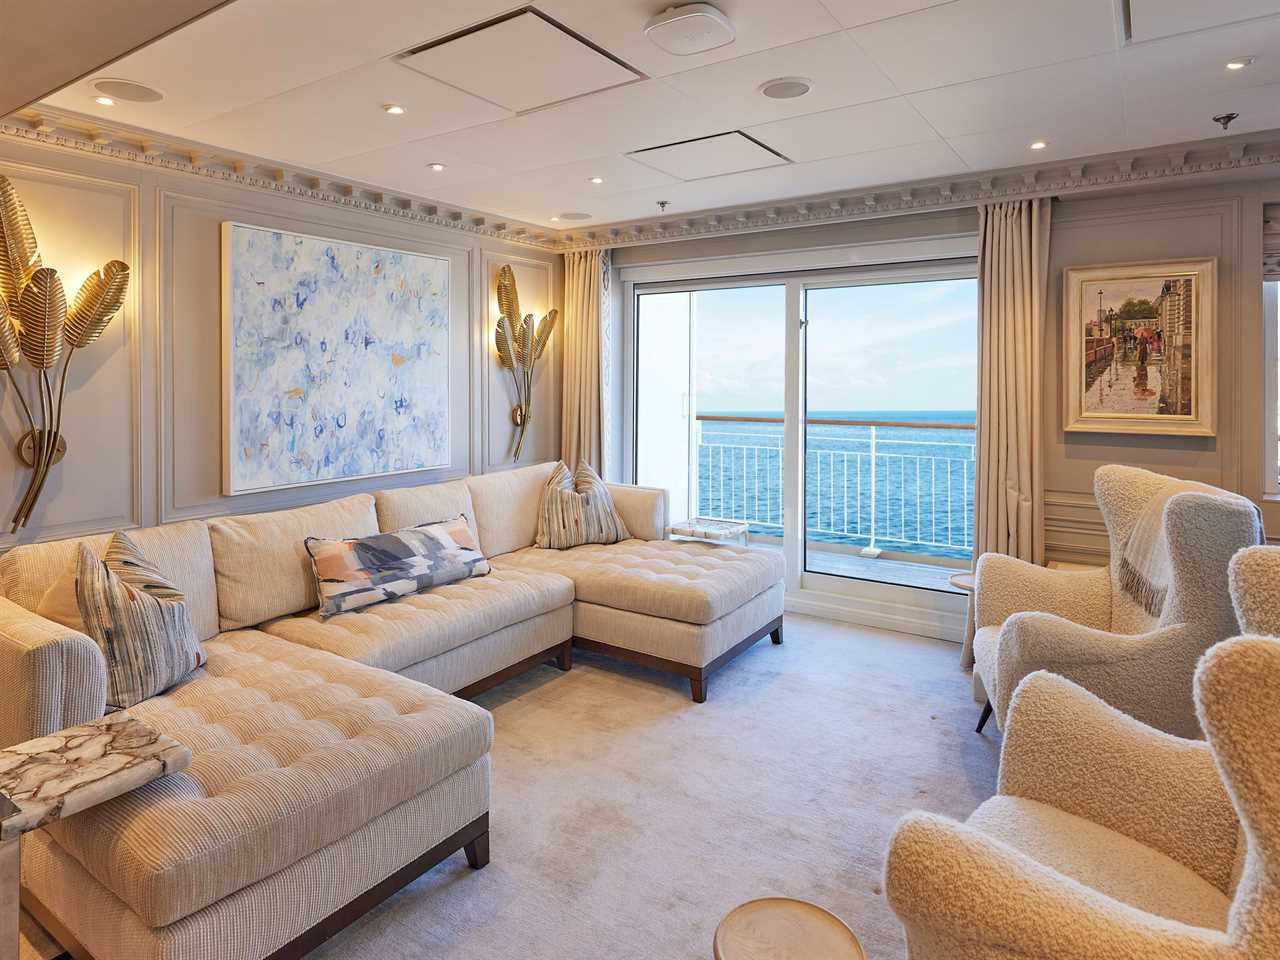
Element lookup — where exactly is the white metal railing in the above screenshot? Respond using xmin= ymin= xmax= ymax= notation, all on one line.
xmin=694 ymin=416 xmax=976 ymax=557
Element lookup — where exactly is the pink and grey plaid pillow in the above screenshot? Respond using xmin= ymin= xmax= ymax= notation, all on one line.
xmin=305 ymin=515 xmax=489 ymax=617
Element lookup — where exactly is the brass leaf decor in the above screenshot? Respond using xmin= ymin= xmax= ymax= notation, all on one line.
xmin=0 ymin=299 xmax=21 ymax=370
xmin=67 ymin=260 xmax=129 ymax=347
xmin=17 ymin=267 xmax=66 ymax=370
xmin=492 ymin=265 xmax=557 ymax=460
xmin=0 ymin=177 xmax=129 ymax=530
xmin=0 ymin=175 xmax=41 ymax=310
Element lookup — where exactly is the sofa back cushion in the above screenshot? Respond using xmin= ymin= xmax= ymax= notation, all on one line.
xmin=375 ymin=478 xmax=477 ymax=537
xmin=0 ymin=520 xmax=220 ymax=641
xmin=465 ymin=461 xmax=558 ymax=557
xmin=208 ymin=494 xmax=378 ymax=629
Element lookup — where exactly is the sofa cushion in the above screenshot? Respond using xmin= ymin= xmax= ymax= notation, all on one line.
xmin=535 ymin=461 xmax=630 ymax=549
xmin=493 ymin=539 xmax=785 ymax=625
xmin=208 ymin=495 xmax=379 ymax=630
xmin=262 ymin=568 xmax=573 ymax=673
xmin=465 ymin=461 xmax=558 ymax=557
xmin=43 ymin=630 xmax=491 ymax=928
xmin=374 ymin=478 xmax=476 ymax=537
xmin=968 ymin=795 xmax=1230 ymax=931
xmin=0 ymin=520 xmax=219 ymax=642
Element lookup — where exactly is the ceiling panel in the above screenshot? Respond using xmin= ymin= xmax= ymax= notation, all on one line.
xmin=1119 ymin=15 xmax=1280 ymax=103
xmin=851 ymin=0 xmax=1119 ymax=93
xmin=406 ymin=80 xmax=717 ymax=175
xmin=400 ymin=11 xmax=638 ymax=112
xmin=629 ymin=132 xmax=788 ymax=180
xmin=433 ymin=154 xmax=677 ymax=222
xmin=747 ymin=97 xmax=939 ymax=162
xmin=184 ymin=60 xmax=511 ymax=166
xmin=535 ymin=0 xmax=843 ymax=78
xmin=816 ymin=0 xmax=955 ymax=29
xmin=1128 ymin=0 xmax=1280 ymax=42
xmin=908 ymin=54 xmax=1122 ymax=139
xmin=944 ymin=119 xmax=1125 ymax=170
xmin=570 ymin=139 xmax=969 ymax=225
xmin=1123 ymin=81 xmax=1280 ymax=149
xmin=41 ymin=0 xmax=515 ymax=130
xmin=325 ymin=141 xmax=504 ymax=197
xmin=663 ymin=31 xmax=899 ymax=129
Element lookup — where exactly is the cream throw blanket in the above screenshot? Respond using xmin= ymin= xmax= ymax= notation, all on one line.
xmin=1117 ymin=489 xmax=1179 ymax=618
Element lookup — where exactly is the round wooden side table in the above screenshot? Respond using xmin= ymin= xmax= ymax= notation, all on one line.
xmin=949 ymin=571 xmax=975 ymax=593
xmin=713 ymin=897 xmax=866 ymax=960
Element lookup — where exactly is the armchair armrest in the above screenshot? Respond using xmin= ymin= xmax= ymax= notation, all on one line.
xmin=974 ymin=553 xmax=1111 ymax=630
xmin=999 ymin=671 xmax=1238 ymax=892
xmin=885 ymin=812 xmax=1228 ymax=959
xmin=606 ymin=483 xmax=668 ymax=541
xmin=0 ymin=597 xmax=106 ymax=749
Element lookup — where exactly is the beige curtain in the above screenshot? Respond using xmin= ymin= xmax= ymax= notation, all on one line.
xmin=561 ymin=249 xmax=610 ymax=472
xmin=962 ymin=199 xmax=1052 ymax=668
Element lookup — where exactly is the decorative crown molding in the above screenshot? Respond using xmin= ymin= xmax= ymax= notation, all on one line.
xmin=1 ymin=107 xmax=561 ymax=250
xmin=556 ymin=130 xmax=1280 ymax=251
xmin=5 ymin=107 xmax=1280 ymax=255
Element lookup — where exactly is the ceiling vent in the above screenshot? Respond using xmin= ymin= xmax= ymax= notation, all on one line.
xmin=644 ymin=4 xmax=736 ymax=56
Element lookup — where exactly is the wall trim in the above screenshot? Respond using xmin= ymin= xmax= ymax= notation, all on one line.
xmin=786 ymin=586 xmax=966 ymax=644
xmin=6 ymin=108 xmax=1280 ymax=254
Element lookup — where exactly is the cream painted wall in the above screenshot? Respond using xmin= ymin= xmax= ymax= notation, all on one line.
xmin=0 ymin=136 xmax=562 ymax=548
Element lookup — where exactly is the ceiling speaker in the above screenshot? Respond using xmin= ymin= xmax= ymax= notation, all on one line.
xmin=644 ymin=4 xmax=735 ymax=56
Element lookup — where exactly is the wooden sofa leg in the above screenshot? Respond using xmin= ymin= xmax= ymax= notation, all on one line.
xmin=770 ymin=624 xmax=784 ymax=645
xmin=554 ymin=641 xmax=573 ymax=672
xmin=976 ymin=701 xmax=993 ymax=734
xmin=690 ymin=675 xmax=707 ymax=703
xmin=464 ymin=830 xmax=490 ymax=869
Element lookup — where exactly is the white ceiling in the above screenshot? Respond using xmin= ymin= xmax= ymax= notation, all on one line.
xmin=38 ymin=0 xmax=1280 ymax=230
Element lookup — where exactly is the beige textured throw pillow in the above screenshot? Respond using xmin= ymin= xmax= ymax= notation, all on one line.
xmin=76 ymin=531 xmax=206 ymax=709
xmin=536 ymin=461 xmax=630 ymax=549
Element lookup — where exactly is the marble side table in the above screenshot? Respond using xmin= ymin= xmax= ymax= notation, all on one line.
xmin=0 ymin=714 xmax=191 ymax=960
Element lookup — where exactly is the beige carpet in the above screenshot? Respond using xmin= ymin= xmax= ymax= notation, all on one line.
xmin=21 ymin=615 xmax=1000 ymax=960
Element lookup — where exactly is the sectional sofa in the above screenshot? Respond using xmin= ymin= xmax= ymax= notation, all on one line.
xmin=0 ymin=461 xmax=784 ymax=960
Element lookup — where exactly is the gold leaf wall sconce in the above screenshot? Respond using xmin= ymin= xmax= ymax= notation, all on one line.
xmin=493 ymin=264 xmax=556 ymax=461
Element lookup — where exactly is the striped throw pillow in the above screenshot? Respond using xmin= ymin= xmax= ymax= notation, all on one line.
xmin=536 ymin=461 xmax=631 ymax=550
xmin=75 ymin=531 xmax=206 ymax=709
xmin=306 ymin=515 xmax=490 ymax=618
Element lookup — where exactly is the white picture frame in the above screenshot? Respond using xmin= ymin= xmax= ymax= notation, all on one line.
xmin=1062 ymin=257 xmax=1216 ymax=436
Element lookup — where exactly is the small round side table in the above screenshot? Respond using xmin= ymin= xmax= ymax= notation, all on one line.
xmin=949 ymin=571 xmax=975 ymax=594
xmin=713 ymin=897 xmax=866 ymax=960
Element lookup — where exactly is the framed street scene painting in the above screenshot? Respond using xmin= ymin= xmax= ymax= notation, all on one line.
xmin=1062 ymin=258 xmax=1216 ymax=436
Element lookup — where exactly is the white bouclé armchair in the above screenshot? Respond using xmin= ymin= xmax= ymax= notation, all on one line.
xmin=884 ymin=545 xmax=1280 ymax=960
xmin=972 ymin=465 xmax=1262 ymax=736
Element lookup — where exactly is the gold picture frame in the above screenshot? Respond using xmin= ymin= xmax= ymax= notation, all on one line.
xmin=1062 ymin=257 xmax=1216 ymax=436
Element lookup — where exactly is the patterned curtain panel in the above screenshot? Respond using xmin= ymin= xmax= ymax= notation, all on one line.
xmin=963 ymin=198 xmax=1052 ymax=668
xmin=561 ymin=248 xmax=612 ymax=474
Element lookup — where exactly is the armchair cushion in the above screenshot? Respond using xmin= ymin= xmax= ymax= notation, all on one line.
xmin=968 ymin=795 xmax=1230 ymax=930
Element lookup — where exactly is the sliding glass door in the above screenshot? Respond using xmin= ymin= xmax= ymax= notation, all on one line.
xmin=802 ymin=276 xmax=977 ymax=589
xmin=631 ymin=264 xmax=977 ymax=594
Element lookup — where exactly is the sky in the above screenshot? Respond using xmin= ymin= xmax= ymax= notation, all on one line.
xmin=667 ymin=278 xmax=978 ymax=413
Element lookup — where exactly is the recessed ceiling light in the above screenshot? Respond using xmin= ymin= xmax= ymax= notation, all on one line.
xmin=383 ymin=103 xmax=405 ymax=115
xmin=588 ymin=176 xmax=605 ymax=184
xmin=760 ymin=77 xmax=813 ymax=100
xmin=1227 ymin=56 xmax=1256 ymax=71
xmin=1029 ymin=140 xmax=1048 ymax=150
xmin=550 ymin=216 xmax=561 ymax=222
xmin=93 ymin=96 xmax=115 ymax=107
xmin=427 ymin=162 xmax=447 ymax=172
xmin=92 ymin=78 xmax=163 ymax=103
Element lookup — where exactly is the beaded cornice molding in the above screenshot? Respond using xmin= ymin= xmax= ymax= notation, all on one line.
xmin=5 ymin=107 xmax=1280 ymax=254
xmin=0 ymin=107 xmax=560 ymax=250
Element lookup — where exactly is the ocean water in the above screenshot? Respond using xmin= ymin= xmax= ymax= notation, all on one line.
xmin=697 ymin=410 xmax=976 ymax=561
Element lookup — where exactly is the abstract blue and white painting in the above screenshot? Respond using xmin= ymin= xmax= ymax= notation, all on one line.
xmin=221 ymin=222 xmax=450 ymax=494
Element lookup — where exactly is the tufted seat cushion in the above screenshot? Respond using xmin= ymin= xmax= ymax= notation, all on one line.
xmin=492 ymin=539 xmax=785 ymax=625
xmin=260 ymin=568 xmax=574 ymax=673
xmin=42 ymin=630 xmax=492 ymax=929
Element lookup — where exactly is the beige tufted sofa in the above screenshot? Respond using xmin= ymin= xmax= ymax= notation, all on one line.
xmin=0 ymin=460 xmax=784 ymax=959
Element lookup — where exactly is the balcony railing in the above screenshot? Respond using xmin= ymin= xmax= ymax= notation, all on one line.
xmin=695 ymin=415 xmax=976 ymax=561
